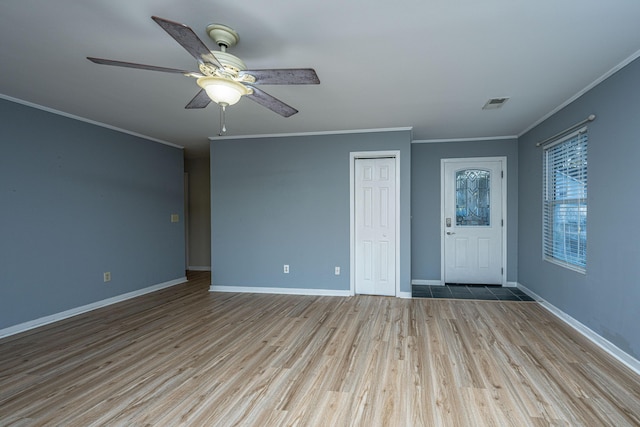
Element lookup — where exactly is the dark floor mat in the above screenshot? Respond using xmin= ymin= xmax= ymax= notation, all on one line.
xmin=412 ymin=284 xmax=535 ymax=301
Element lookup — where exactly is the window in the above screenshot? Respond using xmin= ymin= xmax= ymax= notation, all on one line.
xmin=542 ymin=128 xmax=588 ymax=272
xmin=456 ymin=169 xmax=491 ymax=226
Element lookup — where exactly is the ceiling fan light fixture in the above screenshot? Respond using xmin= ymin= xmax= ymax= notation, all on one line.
xmin=88 ymin=17 xmax=319 ymax=117
xmin=197 ymin=76 xmax=251 ymax=106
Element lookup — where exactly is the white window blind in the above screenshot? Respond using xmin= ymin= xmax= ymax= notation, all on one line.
xmin=542 ymin=127 xmax=588 ymax=272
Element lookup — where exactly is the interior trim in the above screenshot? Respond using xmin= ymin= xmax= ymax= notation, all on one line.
xmin=209 ymin=127 xmax=413 ymax=141
xmin=519 ymin=47 xmax=640 ymax=137
xmin=413 ymin=135 xmax=517 ymax=144
xmin=0 ymin=93 xmax=183 ymax=149
xmin=350 ymin=150 xmax=402 ymax=298
xmin=210 ymin=285 xmax=351 ymax=297
xmin=0 ymin=276 xmax=187 ymax=339
xmin=518 ymin=282 xmax=640 ymax=376
xmin=188 ymin=266 xmax=212 ymax=271
xmin=440 ymin=156 xmax=508 ymax=286
xmin=412 ymin=279 xmax=444 ymax=286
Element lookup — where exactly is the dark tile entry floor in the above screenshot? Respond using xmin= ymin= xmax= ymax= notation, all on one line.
xmin=412 ymin=284 xmax=535 ymax=301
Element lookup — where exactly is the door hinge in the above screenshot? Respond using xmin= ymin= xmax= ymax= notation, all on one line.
xmin=501 ymin=170 xmax=504 ymax=178
xmin=501 ymin=268 xmax=504 ymax=275
xmin=501 ymin=219 xmax=504 ymax=226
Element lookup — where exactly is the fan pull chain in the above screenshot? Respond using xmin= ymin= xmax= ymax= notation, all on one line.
xmin=218 ymin=103 xmax=227 ymax=136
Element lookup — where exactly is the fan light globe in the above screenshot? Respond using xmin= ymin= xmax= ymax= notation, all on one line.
xmin=197 ymin=76 xmax=250 ymax=106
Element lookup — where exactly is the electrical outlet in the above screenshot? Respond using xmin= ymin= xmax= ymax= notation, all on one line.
xmin=103 ymin=272 xmax=111 ymax=282
xmin=335 ymin=266 xmax=340 ymax=275
xmin=171 ymin=214 xmax=180 ymax=223
xmin=283 ymin=264 xmax=289 ymax=274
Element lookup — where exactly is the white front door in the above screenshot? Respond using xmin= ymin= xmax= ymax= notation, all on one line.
xmin=355 ymin=157 xmax=396 ymax=296
xmin=442 ymin=158 xmax=505 ymax=285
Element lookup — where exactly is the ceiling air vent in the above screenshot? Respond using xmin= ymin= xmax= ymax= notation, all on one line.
xmin=482 ymin=97 xmax=510 ymax=110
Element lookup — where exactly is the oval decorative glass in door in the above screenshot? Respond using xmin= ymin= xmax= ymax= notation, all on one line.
xmin=456 ymin=169 xmax=490 ymax=226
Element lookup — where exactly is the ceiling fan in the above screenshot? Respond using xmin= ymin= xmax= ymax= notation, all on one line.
xmin=87 ymin=16 xmax=320 ymax=133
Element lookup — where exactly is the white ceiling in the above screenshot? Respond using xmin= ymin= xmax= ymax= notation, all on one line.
xmin=2 ymin=1 xmax=640 ymax=157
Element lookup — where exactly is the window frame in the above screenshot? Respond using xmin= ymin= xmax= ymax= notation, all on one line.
xmin=542 ymin=127 xmax=588 ymax=273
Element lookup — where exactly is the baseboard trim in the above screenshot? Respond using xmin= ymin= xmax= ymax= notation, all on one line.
xmin=0 ymin=276 xmax=187 ymax=339
xmin=505 ymin=281 xmax=518 ymax=288
xmin=210 ymin=285 xmax=352 ymax=297
xmin=210 ymin=285 xmax=414 ymax=300
xmin=517 ymin=282 xmax=640 ymax=377
xmin=411 ymin=279 xmax=443 ymax=286
xmin=188 ymin=266 xmax=211 ymax=271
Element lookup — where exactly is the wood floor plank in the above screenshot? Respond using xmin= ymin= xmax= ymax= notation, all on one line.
xmin=1 ymin=271 xmax=639 ymax=426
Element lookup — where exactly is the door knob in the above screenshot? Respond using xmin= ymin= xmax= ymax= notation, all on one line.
xmin=446 ymin=231 xmax=456 ymax=235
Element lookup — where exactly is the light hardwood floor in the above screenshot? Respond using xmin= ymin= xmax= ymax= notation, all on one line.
xmin=1 ymin=272 xmax=638 ymax=426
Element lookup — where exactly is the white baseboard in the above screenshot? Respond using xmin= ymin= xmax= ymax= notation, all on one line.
xmin=411 ymin=279 xmax=443 ymax=286
xmin=210 ymin=285 xmax=352 ymax=297
xmin=188 ymin=266 xmax=211 ymax=271
xmin=211 ymin=286 xmax=413 ymax=299
xmin=505 ymin=281 xmax=518 ymax=288
xmin=517 ymin=282 xmax=640 ymax=377
xmin=0 ymin=276 xmax=187 ymax=340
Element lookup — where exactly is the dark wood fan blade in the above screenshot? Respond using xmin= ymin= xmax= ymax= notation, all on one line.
xmin=185 ymin=89 xmax=211 ymax=109
xmin=241 ymin=69 xmax=320 ymax=85
xmin=87 ymin=57 xmax=201 ymax=75
xmin=245 ymin=86 xmax=298 ymax=117
xmin=151 ymin=16 xmax=223 ymax=69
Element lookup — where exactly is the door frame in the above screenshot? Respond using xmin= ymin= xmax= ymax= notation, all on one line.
xmin=184 ymin=172 xmax=190 ymax=271
xmin=440 ymin=156 xmax=507 ymax=286
xmin=350 ymin=150 xmax=401 ymax=296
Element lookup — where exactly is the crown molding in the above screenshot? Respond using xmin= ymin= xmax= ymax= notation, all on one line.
xmin=519 ymin=47 xmax=640 ymax=137
xmin=0 ymin=93 xmax=183 ymax=150
xmin=412 ymin=135 xmax=517 ymax=144
xmin=209 ymin=126 xmax=413 ymax=141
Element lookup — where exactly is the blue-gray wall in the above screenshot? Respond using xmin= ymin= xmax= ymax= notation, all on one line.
xmin=3 ymin=53 xmax=637 ymax=366
xmin=0 ymin=98 xmax=186 ymax=330
xmin=411 ymin=139 xmax=519 ymax=283
xmin=210 ymin=129 xmax=412 ymax=293
xmin=518 ymin=57 xmax=640 ymax=358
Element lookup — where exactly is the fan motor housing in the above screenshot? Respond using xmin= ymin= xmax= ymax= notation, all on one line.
xmin=216 ymin=52 xmax=246 ymax=73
